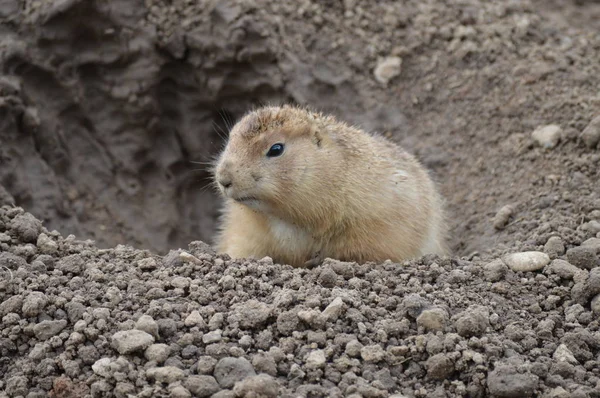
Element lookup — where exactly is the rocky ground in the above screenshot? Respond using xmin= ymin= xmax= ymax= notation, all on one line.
xmin=1 ymin=0 xmax=600 ymax=397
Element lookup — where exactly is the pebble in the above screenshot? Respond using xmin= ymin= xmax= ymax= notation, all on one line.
xmin=544 ymin=236 xmax=566 ymax=258
xmin=202 ymin=329 xmax=222 ymax=344
xmin=213 ymin=357 xmax=256 ymax=388
xmin=374 ymin=56 xmax=402 ymax=85
xmin=493 ymin=204 xmax=514 ymax=230
xmin=581 ymin=114 xmax=600 ymax=149
xmin=170 ymin=385 xmax=192 ymax=398
xmin=581 ymin=237 xmax=600 ymax=253
xmin=138 ymin=257 xmax=158 ymax=270
xmin=426 ymin=353 xmax=454 ymax=380
xmin=553 ymin=344 xmax=578 ymax=364
xmin=487 ymin=364 xmax=538 ymax=397
xmin=416 ymin=307 xmax=448 ymax=331
xmin=22 ymin=291 xmax=48 ymax=317
xmin=231 ymin=300 xmax=272 ymax=329
xmin=36 ymin=233 xmax=58 ymax=254
xmin=532 ymin=124 xmax=562 ymax=149
xmin=146 ymin=366 xmax=185 ymax=383
xmin=185 ymin=310 xmax=205 ymax=327
xmin=454 ymin=306 xmax=490 ymax=337
xmin=184 ymin=375 xmax=221 ymax=397
xmin=232 ymin=374 xmax=280 ymax=398
xmin=591 ymin=294 xmax=600 ymax=315
xmin=305 ymin=349 xmax=326 ymax=369
xmin=56 ymin=254 xmax=85 ymax=275
xmin=360 ymin=344 xmax=385 ymax=362
xmin=345 ymin=339 xmax=363 ymax=357
xmin=33 ymin=320 xmax=68 ymax=340
xmin=566 ymin=246 xmax=599 ymax=270
xmin=111 ymin=330 xmax=155 ymax=354
xmin=10 ymin=213 xmax=42 ymax=243
xmin=92 ymin=358 xmax=113 ymax=378
xmin=483 ymin=259 xmax=508 ymax=282
xmin=547 ymin=259 xmax=580 ymax=279
xmin=321 ymin=296 xmax=345 ymax=321
xmin=135 ymin=314 xmax=159 ymax=338
xmin=503 ymin=251 xmax=550 ymax=272
xmin=145 ymin=344 xmax=171 ymax=364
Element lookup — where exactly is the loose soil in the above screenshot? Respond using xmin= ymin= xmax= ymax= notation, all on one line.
xmin=1 ymin=0 xmax=600 ymax=397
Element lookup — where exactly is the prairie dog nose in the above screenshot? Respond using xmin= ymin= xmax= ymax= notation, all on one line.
xmin=219 ymin=178 xmax=232 ymax=188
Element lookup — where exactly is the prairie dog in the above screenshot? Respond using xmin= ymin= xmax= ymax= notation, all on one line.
xmin=212 ymin=105 xmax=447 ymax=267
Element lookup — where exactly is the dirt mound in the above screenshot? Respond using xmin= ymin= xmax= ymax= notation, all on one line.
xmin=1 ymin=206 xmax=599 ymax=397
xmin=1 ymin=0 xmax=600 ymax=396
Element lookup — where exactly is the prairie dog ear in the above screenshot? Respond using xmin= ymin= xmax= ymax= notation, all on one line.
xmin=312 ymin=129 xmax=323 ymax=147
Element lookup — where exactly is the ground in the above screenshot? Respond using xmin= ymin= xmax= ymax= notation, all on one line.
xmin=0 ymin=0 xmax=600 ymax=397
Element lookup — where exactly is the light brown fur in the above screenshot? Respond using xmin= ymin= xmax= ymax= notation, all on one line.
xmin=212 ymin=105 xmax=447 ymax=267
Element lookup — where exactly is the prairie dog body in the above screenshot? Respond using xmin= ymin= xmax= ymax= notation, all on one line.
xmin=213 ymin=105 xmax=447 ymax=267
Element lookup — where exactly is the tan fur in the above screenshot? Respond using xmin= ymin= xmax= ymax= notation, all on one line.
xmin=212 ymin=105 xmax=448 ymax=267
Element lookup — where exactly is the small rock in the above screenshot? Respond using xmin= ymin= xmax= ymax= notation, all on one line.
xmin=138 ymin=257 xmax=158 ymax=270
xmin=582 ymin=220 xmax=600 ymax=234
xmin=92 ymin=358 xmax=113 ymax=378
xmin=135 ymin=315 xmax=159 ymax=338
xmin=416 ymin=307 xmax=448 ymax=331
xmin=111 ymin=330 xmax=154 ymax=354
xmin=0 ymin=295 xmax=23 ymax=316
xmin=202 ymin=329 xmax=222 ymax=344
xmin=22 ymin=291 xmax=48 ymax=317
xmin=6 ymin=375 xmax=28 ymax=396
xmin=33 ymin=320 xmax=68 ymax=340
xmin=196 ymin=356 xmax=218 ymax=375
xmin=36 ymin=233 xmax=58 ymax=254
xmin=566 ymin=246 xmax=599 ymax=270
xmin=56 ymin=254 xmax=85 ymax=275
xmin=580 ymin=114 xmax=600 ymax=149
xmin=483 ymin=259 xmax=508 ymax=282
xmin=581 ymin=237 xmax=600 ymax=253
xmin=252 ymin=352 xmax=277 ymax=376
xmin=532 ymin=124 xmax=562 ymax=149
xmin=170 ymin=385 xmax=192 ymax=398
xmin=360 ymin=344 xmax=386 ymax=363
xmin=553 ymin=344 xmax=578 ymax=364
xmin=455 ymin=306 xmax=490 ymax=337
xmin=318 ymin=267 xmax=337 ymax=287
xmin=321 ymin=296 xmax=345 ymax=321
xmin=233 ymin=374 xmax=280 ymax=398
xmin=426 ymin=353 xmax=454 ymax=380
xmin=503 ymin=251 xmax=550 ymax=272
xmin=219 ymin=274 xmax=236 ymax=290
xmin=493 ymin=205 xmax=514 ymax=230
xmin=591 ymin=294 xmax=600 ymax=315
xmin=547 ymin=259 xmax=580 ymax=279
xmin=11 ymin=213 xmax=42 ymax=243
xmin=146 ymin=366 xmax=185 ymax=384
xmin=345 ymin=339 xmax=363 ymax=357
xmin=544 ymin=236 xmax=566 ymax=258
xmin=374 ymin=56 xmax=402 ymax=85
xmin=305 ymin=349 xmax=326 ymax=369
xmin=487 ymin=364 xmax=538 ymax=397
xmin=145 ymin=344 xmax=171 ymax=364
xmin=184 ymin=310 xmax=205 ymax=327
xmin=214 ymin=357 xmax=256 ymax=388
xmin=230 ymin=300 xmax=272 ymax=329
xmin=184 ymin=375 xmax=220 ymax=398
xmin=545 ymin=387 xmax=570 ymax=398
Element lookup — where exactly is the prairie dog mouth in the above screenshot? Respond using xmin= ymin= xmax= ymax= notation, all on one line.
xmin=232 ymin=196 xmax=258 ymax=203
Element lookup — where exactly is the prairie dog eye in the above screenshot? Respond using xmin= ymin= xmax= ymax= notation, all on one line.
xmin=266 ymin=143 xmax=285 ymax=158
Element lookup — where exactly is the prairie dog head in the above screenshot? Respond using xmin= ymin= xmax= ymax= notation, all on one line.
xmin=214 ymin=106 xmax=330 ymax=213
